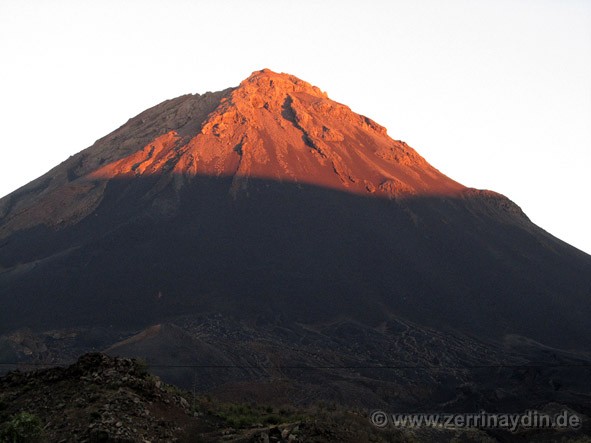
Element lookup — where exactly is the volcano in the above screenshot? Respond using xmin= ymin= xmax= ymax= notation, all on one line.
xmin=1 ymin=69 xmax=590 ymax=411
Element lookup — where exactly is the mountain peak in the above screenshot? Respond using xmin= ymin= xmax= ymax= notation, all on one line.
xmin=191 ymin=69 xmax=463 ymax=198
xmin=0 ymin=70 xmax=465 ymax=236
xmin=237 ymin=68 xmax=328 ymax=101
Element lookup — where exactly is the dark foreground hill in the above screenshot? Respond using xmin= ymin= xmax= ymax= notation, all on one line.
xmin=1 ymin=354 xmax=588 ymax=442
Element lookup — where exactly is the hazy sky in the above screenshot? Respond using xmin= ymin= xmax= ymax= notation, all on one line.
xmin=1 ymin=0 xmax=590 ymax=253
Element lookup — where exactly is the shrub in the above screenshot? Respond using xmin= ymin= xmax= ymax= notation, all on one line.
xmin=263 ymin=414 xmax=282 ymax=425
xmin=133 ymin=358 xmax=149 ymax=376
xmin=0 ymin=412 xmax=43 ymax=442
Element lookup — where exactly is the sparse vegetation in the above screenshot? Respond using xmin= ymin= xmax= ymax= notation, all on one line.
xmin=133 ymin=357 xmax=149 ymax=376
xmin=204 ymin=401 xmax=299 ymax=429
xmin=0 ymin=412 xmax=43 ymax=443
xmin=0 ymin=354 xmax=588 ymax=442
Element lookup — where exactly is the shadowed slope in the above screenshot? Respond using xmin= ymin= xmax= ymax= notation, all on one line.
xmin=0 ymin=174 xmax=589 ymax=352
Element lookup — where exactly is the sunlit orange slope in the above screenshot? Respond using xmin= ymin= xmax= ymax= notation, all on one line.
xmin=91 ymin=69 xmax=465 ymax=197
xmin=0 ymin=69 xmax=468 ymax=236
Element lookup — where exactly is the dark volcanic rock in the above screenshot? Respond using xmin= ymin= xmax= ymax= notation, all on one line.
xmin=0 ymin=353 xmax=189 ymax=442
xmin=3 ymin=354 xmax=586 ymax=442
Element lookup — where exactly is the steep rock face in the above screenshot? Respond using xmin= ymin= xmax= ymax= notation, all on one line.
xmin=0 ymin=69 xmax=589 ymax=355
xmin=0 ymin=69 xmax=464 ymax=238
xmin=88 ymin=68 xmax=459 ymax=196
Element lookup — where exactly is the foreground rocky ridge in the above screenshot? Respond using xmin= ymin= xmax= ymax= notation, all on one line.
xmin=2 ymin=354 xmax=588 ymax=442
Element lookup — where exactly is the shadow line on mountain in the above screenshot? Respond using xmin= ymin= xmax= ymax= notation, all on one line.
xmin=0 ymin=174 xmax=590 ymax=351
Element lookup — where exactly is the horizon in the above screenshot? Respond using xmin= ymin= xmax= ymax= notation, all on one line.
xmin=0 ymin=0 xmax=589 ymax=253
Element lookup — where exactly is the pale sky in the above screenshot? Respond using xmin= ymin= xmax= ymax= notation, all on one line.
xmin=1 ymin=0 xmax=590 ymax=253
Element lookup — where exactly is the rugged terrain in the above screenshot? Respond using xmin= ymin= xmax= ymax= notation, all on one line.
xmin=0 ymin=69 xmax=590 ymax=420
xmin=1 ymin=354 xmax=588 ymax=442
